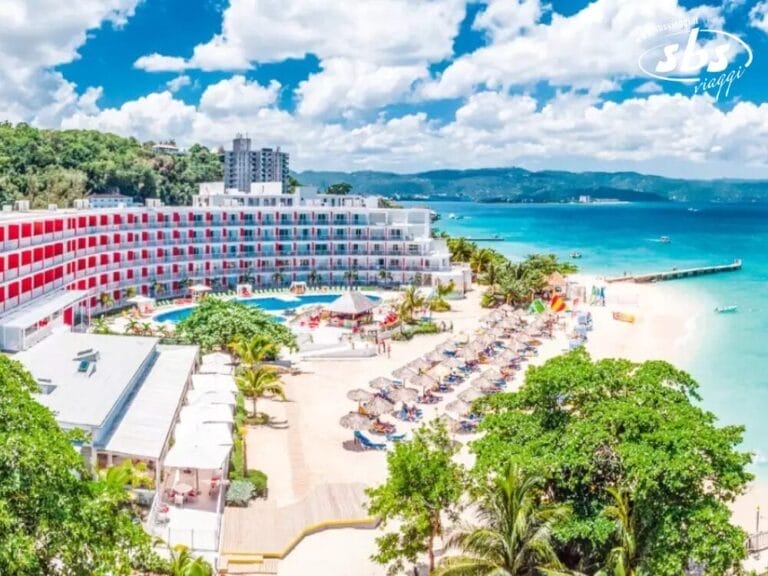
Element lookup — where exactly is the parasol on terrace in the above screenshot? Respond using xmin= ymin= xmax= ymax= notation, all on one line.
xmin=340 ymin=412 xmax=373 ymax=431
xmin=369 ymin=376 xmax=396 ymax=390
xmin=347 ymin=388 xmax=374 ymax=402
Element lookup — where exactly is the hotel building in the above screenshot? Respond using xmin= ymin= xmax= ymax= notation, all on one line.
xmin=223 ymin=135 xmax=290 ymax=192
xmin=0 ymin=184 xmax=450 ymax=351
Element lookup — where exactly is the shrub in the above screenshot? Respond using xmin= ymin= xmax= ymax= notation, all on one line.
xmin=412 ymin=321 xmax=439 ymax=335
xmin=429 ymin=299 xmax=451 ymax=312
xmin=225 ymin=480 xmax=255 ymax=507
xmin=247 ymin=470 xmax=268 ymax=498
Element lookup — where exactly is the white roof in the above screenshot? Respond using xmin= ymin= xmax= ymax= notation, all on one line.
xmin=104 ymin=345 xmax=198 ymax=460
xmin=191 ymin=373 xmax=237 ymax=392
xmin=16 ymin=332 xmax=158 ymax=429
xmin=174 ymin=422 xmax=233 ymax=447
xmin=187 ymin=389 xmax=236 ymax=406
xmin=127 ymin=295 xmax=155 ymax=305
xmin=0 ymin=289 xmax=88 ymax=329
xmin=164 ymin=443 xmax=230 ymax=470
xmin=179 ymin=403 xmax=234 ymax=425
xmin=199 ymin=352 xmax=234 ymax=375
xmin=325 ymin=291 xmax=377 ymax=315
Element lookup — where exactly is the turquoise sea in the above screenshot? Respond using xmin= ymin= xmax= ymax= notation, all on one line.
xmin=415 ymin=201 xmax=768 ymax=477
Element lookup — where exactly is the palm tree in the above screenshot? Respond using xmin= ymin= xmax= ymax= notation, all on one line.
xmin=483 ymin=261 xmax=500 ymax=288
xmin=596 ymin=487 xmax=640 ymax=576
xmin=435 ymin=462 xmax=571 ymax=576
xmin=470 ymin=248 xmax=494 ymax=277
xmin=236 ymin=365 xmax=286 ymax=417
xmin=399 ymin=286 xmax=425 ymax=323
xmin=344 ymin=269 xmax=359 ymax=287
xmin=125 ymin=318 xmax=141 ymax=335
xmin=92 ymin=316 xmax=113 ymax=335
xmin=124 ymin=286 xmax=137 ymax=299
xmin=140 ymin=322 xmax=154 ymax=336
xmin=167 ymin=544 xmax=213 ymax=576
xmin=448 ymin=238 xmax=476 ymax=263
xmin=99 ymin=292 xmax=114 ymax=310
xmin=430 ymin=280 xmax=455 ymax=312
xmin=272 ymin=270 xmax=285 ymax=287
xmin=378 ymin=268 xmax=392 ymax=286
xmin=307 ymin=268 xmax=319 ymax=287
xmin=229 ymin=334 xmax=279 ymax=367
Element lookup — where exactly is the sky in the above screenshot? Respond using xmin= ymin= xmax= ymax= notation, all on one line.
xmin=3 ymin=0 xmax=768 ymax=178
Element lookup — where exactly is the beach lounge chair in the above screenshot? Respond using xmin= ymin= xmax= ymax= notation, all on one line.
xmin=386 ymin=432 xmax=405 ymax=442
xmin=354 ymin=430 xmax=386 ymax=450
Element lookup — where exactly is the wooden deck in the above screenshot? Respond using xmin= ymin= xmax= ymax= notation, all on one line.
xmin=606 ymin=259 xmax=742 ymax=284
xmin=221 ymin=483 xmax=378 ymax=562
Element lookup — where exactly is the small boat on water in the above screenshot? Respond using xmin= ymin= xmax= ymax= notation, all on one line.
xmin=570 ymin=251 xmax=583 ymax=259
xmin=659 ymin=236 xmax=671 ymax=244
xmin=714 ymin=305 xmax=738 ymax=314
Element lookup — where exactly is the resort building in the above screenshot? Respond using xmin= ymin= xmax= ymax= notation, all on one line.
xmin=0 ymin=184 xmax=450 ymax=351
xmin=87 ymin=192 xmax=139 ymax=209
xmin=223 ymin=135 xmax=290 ymax=192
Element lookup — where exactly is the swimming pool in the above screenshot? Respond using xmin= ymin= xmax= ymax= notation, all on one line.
xmin=153 ymin=293 xmax=380 ymax=324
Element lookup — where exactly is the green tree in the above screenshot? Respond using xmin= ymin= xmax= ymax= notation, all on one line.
xmin=472 ymin=350 xmax=751 ymax=575
xmin=447 ymin=237 xmax=477 ymax=262
xmin=229 ymin=334 xmax=280 ymax=366
xmin=326 ymin=182 xmax=352 ymax=195
xmin=429 ymin=280 xmax=454 ymax=312
xmin=0 ymin=355 xmax=162 ymax=575
xmin=175 ymin=297 xmax=296 ymax=352
xmin=167 ymin=544 xmax=213 ymax=576
xmin=92 ymin=315 xmax=113 ymax=335
xmin=367 ymin=420 xmax=465 ymax=575
xmin=99 ymin=291 xmax=114 ymax=309
xmin=436 ymin=462 xmax=571 ymax=576
xmin=595 ymin=487 xmax=640 ymax=576
xmin=235 ymin=365 xmax=286 ymax=417
xmin=398 ymin=286 xmax=426 ymax=323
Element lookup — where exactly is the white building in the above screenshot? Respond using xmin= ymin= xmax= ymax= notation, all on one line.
xmin=223 ymin=135 xmax=290 ymax=193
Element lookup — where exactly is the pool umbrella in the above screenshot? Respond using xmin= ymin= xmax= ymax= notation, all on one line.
xmin=369 ymin=376 xmax=396 ymax=390
xmin=365 ymin=396 xmax=395 ymax=417
xmin=459 ymin=388 xmax=484 ymax=403
xmin=339 ymin=412 xmax=372 ymax=431
xmin=446 ymin=399 xmax=471 ymax=416
xmin=387 ymin=387 xmax=419 ymax=403
xmin=347 ymin=388 xmax=373 ymax=402
xmin=392 ymin=366 xmax=418 ymax=380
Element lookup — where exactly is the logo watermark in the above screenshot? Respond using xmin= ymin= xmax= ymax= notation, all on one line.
xmin=638 ymin=25 xmax=753 ymax=101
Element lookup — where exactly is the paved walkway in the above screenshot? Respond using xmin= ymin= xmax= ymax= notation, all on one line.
xmin=221 ymin=483 xmax=377 ymax=559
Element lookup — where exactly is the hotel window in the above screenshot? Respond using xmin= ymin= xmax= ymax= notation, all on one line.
xmin=353 ymin=228 xmax=363 ymax=238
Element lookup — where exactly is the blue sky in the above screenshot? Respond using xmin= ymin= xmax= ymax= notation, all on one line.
xmin=5 ymin=0 xmax=768 ymax=177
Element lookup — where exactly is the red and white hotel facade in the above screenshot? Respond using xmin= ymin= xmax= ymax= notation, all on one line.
xmin=0 ymin=183 xmax=450 ymax=351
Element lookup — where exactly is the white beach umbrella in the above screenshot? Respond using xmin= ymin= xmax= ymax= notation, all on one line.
xmin=369 ymin=376 xmax=396 ymax=390
xmin=339 ymin=412 xmax=373 ymax=431
xmin=387 ymin=387 xmax=419 ymax=403
xmin=392 ymin=366 xmax=418 ymax=380
xmin=347 ymin=388 xmax=374 ymax=402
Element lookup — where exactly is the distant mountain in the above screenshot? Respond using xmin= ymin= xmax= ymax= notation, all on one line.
xmin=294 ymin=167 xmax=768 ymax=203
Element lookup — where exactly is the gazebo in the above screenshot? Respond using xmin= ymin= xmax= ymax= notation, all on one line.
xmin=325 ymin=291 xmax=377 ymax=325
xmin=189 ymin=283 xmax=212 ymax=300
xmin=127 ymin=294 xmax=155 ymax=316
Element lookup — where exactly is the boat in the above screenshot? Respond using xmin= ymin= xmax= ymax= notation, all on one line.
xmin=688 ymin=208 xmax=700 ymax=213
xmin=447 ymin=213 xmax=458 ymax=220
xmin=714 ymin=305 xmax=738 ymax=314
xmin=659 ymin=236 xmax=671 ymax=244
xmin=612 ymin=311 xmax=636 ymax=323
xmin=570 ymin=251 xmax=583 ymax=259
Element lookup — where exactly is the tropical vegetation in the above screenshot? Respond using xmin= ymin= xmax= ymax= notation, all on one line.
xmin=446 ymin=237 xmax=576 ymax=308
xmin=0 ymin=123 xmax=222 ymax=207
xmin=0 ymin=354 xmax=164 ymax=575
xmin=235 ymin=365 xmax=286 ymax=418
xmin=367 ymin=351 xmax=752 ymax=575
xmin=174 ymin=297 xmax=296 ymax=352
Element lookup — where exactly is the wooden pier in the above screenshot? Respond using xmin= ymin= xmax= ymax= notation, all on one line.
xmin=606 ymin=259 xmax=742 ymax=284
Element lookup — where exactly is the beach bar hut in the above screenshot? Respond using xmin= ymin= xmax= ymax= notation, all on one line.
xmin=325 ymin=291 xmax=377 ymax=326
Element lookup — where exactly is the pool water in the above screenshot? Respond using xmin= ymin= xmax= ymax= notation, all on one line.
xmin=153 ymin=293 xmax=381 ymax=324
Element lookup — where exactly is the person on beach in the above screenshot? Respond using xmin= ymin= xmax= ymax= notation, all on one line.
xmin=387 ymin=343 xmax=391 ymax=358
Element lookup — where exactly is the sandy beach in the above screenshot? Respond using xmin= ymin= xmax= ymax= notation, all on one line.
xmin=238 ymin=278 xmax=765 ymax=575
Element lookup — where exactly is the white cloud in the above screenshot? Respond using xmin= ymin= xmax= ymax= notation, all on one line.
xmin=166 ymin=75 xmax=192 ymax=93
xmin=472 ymin=0 xmax=544 ymax=42
xmin=296 ymin=59 xmax=428 ymax=118
xmin=134 ymin=53 xmax=189 ymax=73
xmin=134 ymin=0 xmax=465 ymax=117
xmin=199 ymin=76 xmax=281 ymax=116
xmin=420 ymin=0 xmax=724 ymax=99
xmin=0 ymin=0 xmax=141 ymax=125
xmin=750 ymin=1 xmax=768 ymax=33
xmin=634 ymin=81 xmax=663 ymax=94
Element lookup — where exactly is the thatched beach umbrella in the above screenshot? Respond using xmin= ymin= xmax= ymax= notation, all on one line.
xmin=339 ymin=412 xmax=372 ymax=431
xmin=347 ymin=388 xmax=373 ymax=402
xmin=459 ymin=388 xmax=484 ymax=403
xmin=442 ymin=357 xmax=464 ymax=369
xmin=481 ymin=367 xmax=503 ymax=382
xmin=446 ymin=399 xmax=471 ymax=416
xmin=426 ymin=350 xmax=444 ymax=363
xmin=369 ymin=376 xmax=396 ymax=390
xmin=408 ymin=358 xmax=431 ymax=372
xmin=411 ymin=373 xmax=438 ymax=389
xmin=365 ymin=396 xmax=395 ymax=417
xmin=457 ymin=347 xmax=477 ymax=361
xmin=392 ymin=366 xmax=418 ymax=380
xmin=472 ymin=378 xmax=502 ymax=393
xmin=437 ymin=413 xmax=461 ymax=433
xmin=387 ymin=387 xmax=419 ymax=403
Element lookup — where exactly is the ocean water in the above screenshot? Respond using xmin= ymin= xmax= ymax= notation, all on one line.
xmin=417 ymin=201 xmax=768 ymax=476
